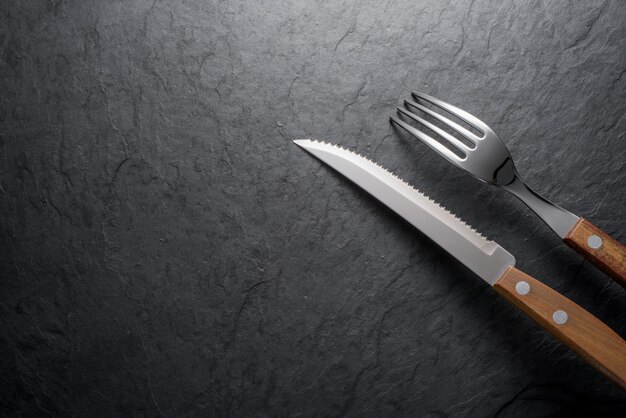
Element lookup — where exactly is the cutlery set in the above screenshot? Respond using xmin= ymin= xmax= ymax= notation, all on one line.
xmin=294 ymin=93 xmax=626 ymax=389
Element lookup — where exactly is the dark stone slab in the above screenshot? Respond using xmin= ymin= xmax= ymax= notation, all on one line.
xmin=1 ymin=0 xmax=624 ymax=415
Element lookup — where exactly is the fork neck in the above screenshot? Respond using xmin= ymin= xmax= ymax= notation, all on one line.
xmin=495 ymin=160 xmax=579 ymax=238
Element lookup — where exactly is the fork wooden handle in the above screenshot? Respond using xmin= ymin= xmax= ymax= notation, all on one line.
xmin=494 ymin=267 xmax=626 ymax=390
xmin=563 ymin=218 xmax=626 ymax=287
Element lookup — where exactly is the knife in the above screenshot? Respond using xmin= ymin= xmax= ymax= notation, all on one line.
xmin=294 ymin=139 xmax=626 ymax=389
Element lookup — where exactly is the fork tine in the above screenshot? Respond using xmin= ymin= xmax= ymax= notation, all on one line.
xmin=399 ymin=103 xmax=473 ymax=152
xmin=404 ymin=99 xmax=480 ymax=143
xmin=390 ymin=114 xmax=464 ymax=163
xmin=412 ymin=92 xmax=490 ymax=136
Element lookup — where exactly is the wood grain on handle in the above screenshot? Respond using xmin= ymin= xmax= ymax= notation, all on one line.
xmin=494 ymin=267 xmax=626 ymax=390
xmin=563 ymin=218 xmax=626 ymax=287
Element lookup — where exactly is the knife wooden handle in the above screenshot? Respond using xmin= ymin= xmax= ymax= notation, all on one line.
xmin=563 ymin=218 xmax=626 ymax=287
xmin=493 ymin=267 xmax=626 ymax=390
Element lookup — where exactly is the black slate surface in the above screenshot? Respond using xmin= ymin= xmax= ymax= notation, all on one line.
xmin=1 ymin=0 xmax=625 ymax=416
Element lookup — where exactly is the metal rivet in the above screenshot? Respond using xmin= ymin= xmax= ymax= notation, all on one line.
xmin=552 ymin=310 xmax=568 ymax=325
xmin=587 ymin=235 xmax=602 ymax=249
xmin=515 ymin=281 xmax=530 ymax=295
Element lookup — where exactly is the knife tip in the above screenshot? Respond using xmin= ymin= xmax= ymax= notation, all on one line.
xmin=293 ymin=139 xmax=310 ymax=147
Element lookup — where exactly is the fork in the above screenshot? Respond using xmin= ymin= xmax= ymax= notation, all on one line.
xmin=390 ymin=92 xmax=626 ymax=287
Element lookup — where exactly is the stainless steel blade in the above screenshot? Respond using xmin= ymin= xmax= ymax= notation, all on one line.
xmin=294 ymin=139 xmax=516 ymax=285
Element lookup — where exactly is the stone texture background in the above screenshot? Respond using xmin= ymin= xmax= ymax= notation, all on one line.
xmin=1 ymin=0 xmax=625 ymax=416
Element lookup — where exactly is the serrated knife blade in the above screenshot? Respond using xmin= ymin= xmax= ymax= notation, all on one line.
xmin=294 ymin=139 xmax=515 ymax=285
